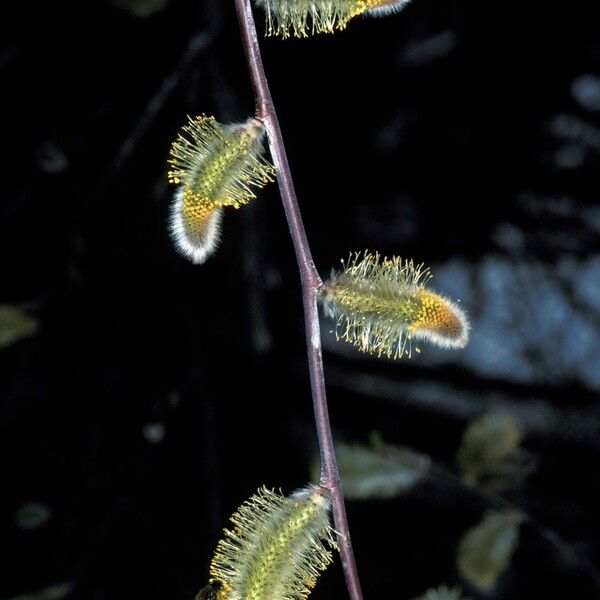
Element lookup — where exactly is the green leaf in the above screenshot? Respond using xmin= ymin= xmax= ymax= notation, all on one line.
xmin=457 ymin=412 xmax=533 ymax=491
xmin=457 ymin=509 xmax=523 ymax=592
xmin=331 ymin=440 xmax=430 ymax=500
xmin=0 ymin=305 xmax=37 ymax=349
xmin=16 ymin=502 xmax=51 ymax=530
xmin=6 ymin=581 xmax=74 ymax=600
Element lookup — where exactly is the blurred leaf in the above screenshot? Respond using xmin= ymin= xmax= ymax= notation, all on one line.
xmin=37 ymin=140 xmax=68 ymax=174
xmin=7 ymin=581 xmax=74 ymax=600
xmin=142 ymin=422 xmax=165 ymax=443
xmin=315 ymin=439 xmax=430 ymax=500
xmin=113 ymin=0 xmax=168 ymax=18
xmin=411 ymin=585 xmax=469 ymax=600
xmin=16 ymin=502 xmax=52 ymax=530
xmin=368 ymin=430 xmax=387 ymax=450
xmin=168 ymin=390 xmax=181 ymax=408
xmin=457 ymin=509 xmax=523 ymax=592
xmin=0 ymin=305 xmax=37 ymax=349
xmin=457 ymin=412 xmax=533 ymax=491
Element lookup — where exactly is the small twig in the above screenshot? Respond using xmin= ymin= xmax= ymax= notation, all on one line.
xmin=233 ymin=1 xmax=364 ymax=599
xmin=114 ymin=32 xmax=212 ymax=170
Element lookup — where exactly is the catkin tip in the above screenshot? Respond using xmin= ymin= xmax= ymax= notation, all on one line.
xmin=169 ymin=187 xmax=223 ymax=264
xmin=410 ymin=290 xmax=470 ymax=350
xmin=365 ymin=0 xmax=412 ymax=17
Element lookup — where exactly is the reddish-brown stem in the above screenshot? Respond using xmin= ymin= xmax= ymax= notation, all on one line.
xmin=233 ymin=1 xmax=364 ymax=599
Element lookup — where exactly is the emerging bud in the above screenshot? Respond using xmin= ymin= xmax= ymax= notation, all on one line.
xmin=208 ymin=485 xmax=336 ymax=600
xmin=167 ymin=115 xmax=275 ymax=264
xmin=254 ymin=0 xmax=412 ymax=38
xmin=320 ymin=251 xmax=470 ymax=359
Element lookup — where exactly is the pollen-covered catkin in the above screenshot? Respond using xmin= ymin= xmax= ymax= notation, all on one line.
xmin=167 ymin=115 xmax=275 ymax=264
xmin=208 ymin=485 xmax=336 ymax=600
xmin=254 ymin=0 xmax=411 ymax=38
xmin=320 ymin=251 xmax=470 ymax=358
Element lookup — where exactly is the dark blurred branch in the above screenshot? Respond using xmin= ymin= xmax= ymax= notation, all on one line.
xmin=114 ymin=32 xmax=212 ymax=170
xmin=324 ymin=364 xmax=600 ymax=449
xmin=0 ymin=46 xmax=18 ymax=70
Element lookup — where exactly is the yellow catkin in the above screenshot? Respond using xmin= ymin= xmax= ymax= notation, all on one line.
xmin=320 ymin=251 xmax=470 ymax=359
xmin=207 ymin=486 xmax=336 ymax=600
xmin=167 ymin=115 xmax=275 ymax=264
xmin=254 ymin=0 xmax=411 ymax=38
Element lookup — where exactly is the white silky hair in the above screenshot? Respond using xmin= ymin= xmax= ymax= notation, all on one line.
xmin=366 ymin=0 xmax=412 ymax=17
xmin=169 ymin=187 xmax=224 ymax=264
xmin=411 ymin=296 xmax=471 ymax=349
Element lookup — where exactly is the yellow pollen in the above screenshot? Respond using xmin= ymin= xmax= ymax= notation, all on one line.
xmin=411 ymin=290 xmax=463 ymax=339
xmin=180 ymin=189 xmax=218 ymax=236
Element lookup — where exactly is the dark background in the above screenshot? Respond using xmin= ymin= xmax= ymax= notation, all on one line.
xmin=1 ymin=0 xmax=599 ymax=598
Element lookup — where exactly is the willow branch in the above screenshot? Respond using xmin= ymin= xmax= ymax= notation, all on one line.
xmin=233 ymin=1 xmax=364 ymax=599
